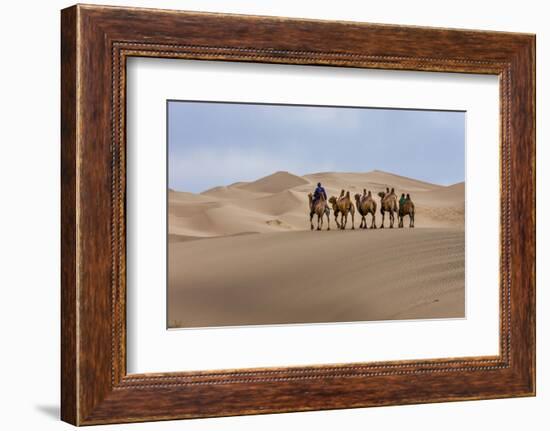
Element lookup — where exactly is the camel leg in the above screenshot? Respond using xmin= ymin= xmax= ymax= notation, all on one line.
xmin=342 ymin=213 xmax=347 ymax=230
xmin=326 ymin=212 xmax=331 ymax=230
xmin=350 ymin=210 xmax=355 ymax=230
xmin=380 ymin=211 xmax=385 ymax=228
xmin=334 ymin=211 xmax=341 ymax=229
xmin=310 ymin=212 xmax=314 ymax=230
xmin=410 ymin=213 xmax=415 ymax=228
xmin=371 ymin=213 xmax=376 ymax=229
xmin=317 ymin=214 xmax=322 ymax=231
xmin=389 ymin=211 xmax=394 ymax=228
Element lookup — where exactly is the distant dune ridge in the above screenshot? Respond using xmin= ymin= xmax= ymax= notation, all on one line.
xmin=169 ymin=170 xmax=465 ymax=241
xmin=168 ymin=170 xmax=465 ymax=328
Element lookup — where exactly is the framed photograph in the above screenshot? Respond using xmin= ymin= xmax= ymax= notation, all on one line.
xmin=61 ymin=4 xmax=535 ymax=425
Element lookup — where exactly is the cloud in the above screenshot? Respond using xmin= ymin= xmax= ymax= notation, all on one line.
xmin=168 ymin=101 xmax=465 ymax=192
xmin=169 ymin=147 xmax=333 ymax=192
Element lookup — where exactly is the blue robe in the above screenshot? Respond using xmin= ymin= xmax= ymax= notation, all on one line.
xmin=313 ymin=186 xmax=327 ymax=205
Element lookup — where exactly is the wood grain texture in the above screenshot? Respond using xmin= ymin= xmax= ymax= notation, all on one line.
xmin=60 ymin=4 xmax=535 ymax=425
xmin=60 ymin=5 xmax=78 ymax=425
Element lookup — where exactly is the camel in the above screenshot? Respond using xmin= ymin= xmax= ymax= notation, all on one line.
xmin=398 ymin=194 xmax=415 ymax=228
xmin=329 ymin=190 xmax=355 ymax=230
xmin=354 ymin=189 xmax=377 ymax=229
xmin=308 ymin=193 xmax=330 ymax=231
xmin=377 ymin=187 xmax=399 ymax=228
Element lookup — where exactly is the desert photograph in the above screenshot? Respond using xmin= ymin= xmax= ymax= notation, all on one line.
xmin=167 ymin=101 xmax=465 ymax=328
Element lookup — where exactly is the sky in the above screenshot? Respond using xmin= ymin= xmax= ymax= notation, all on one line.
xmin=168 ymin=101 xmax=465 ymax=193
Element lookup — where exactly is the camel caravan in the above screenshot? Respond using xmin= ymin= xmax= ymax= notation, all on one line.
xmin=308 ymin=183 xmax=415 ymax=231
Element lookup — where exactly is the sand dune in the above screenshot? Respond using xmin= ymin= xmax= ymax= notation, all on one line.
xmin=421 ymin=182 xmax=465 ymax=203
xmin=168 ymin=170 xmax=465 ymax=327
xmin=168 ymin=227 xmax=465 ymax=327
xmin=201 ymin=185 xmax=269 ymax=200
xmin=236 ymin=170 xmax=310 ymax=194
xmin=304 ymin=170 xmax=441 ymax=193
xmin=237 ymin=189 xmax=306 ymax=216
xmin=169 ymin=170 xmax=464 ymax=240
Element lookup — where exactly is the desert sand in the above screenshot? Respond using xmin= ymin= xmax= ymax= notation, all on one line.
xmin=168 ymin=170 xmax=465 ymax=328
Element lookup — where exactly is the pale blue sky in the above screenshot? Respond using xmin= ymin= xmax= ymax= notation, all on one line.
xmin=168 ymin=101 xmax=465 ymax=193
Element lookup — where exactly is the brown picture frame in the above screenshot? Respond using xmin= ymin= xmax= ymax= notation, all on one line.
xmin=61 ymin=4 xmax=536 ymax=425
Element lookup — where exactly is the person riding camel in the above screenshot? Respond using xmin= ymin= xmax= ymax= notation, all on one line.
xmin=312 ymin=182 xmax=327 ymax=208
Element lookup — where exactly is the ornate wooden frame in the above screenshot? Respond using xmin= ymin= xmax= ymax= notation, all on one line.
xmin=61 ymin=4 xmax=535 ymax=425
